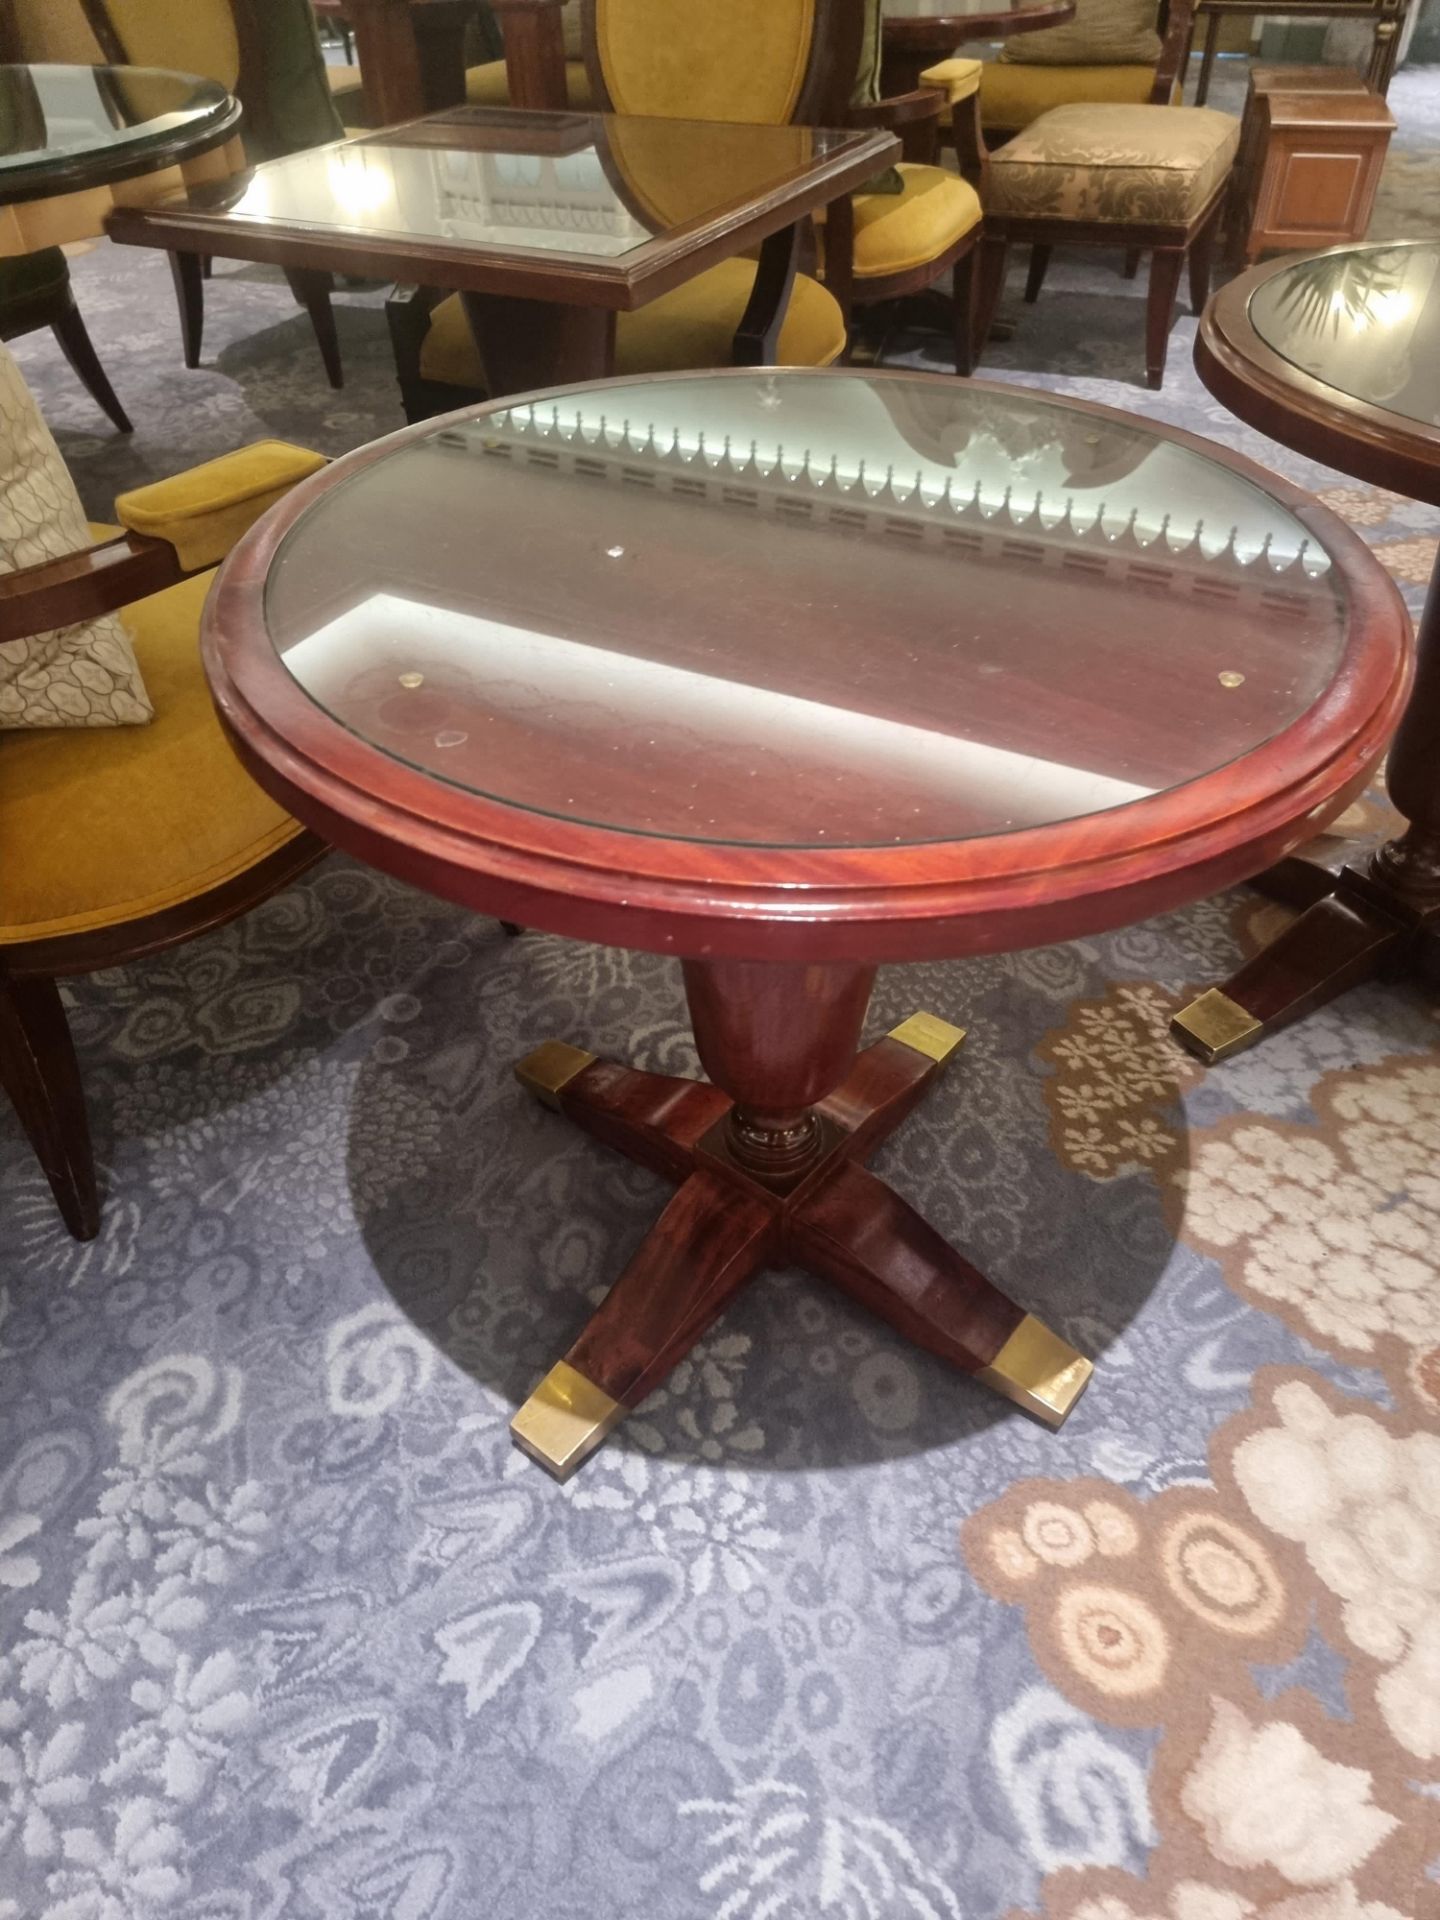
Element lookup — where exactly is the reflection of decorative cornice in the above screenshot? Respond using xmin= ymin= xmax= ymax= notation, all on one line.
xmin=439 ymin=191 xmax=639 ymax=236
xmin=444 ymin=404 xmax=1332 ymax=618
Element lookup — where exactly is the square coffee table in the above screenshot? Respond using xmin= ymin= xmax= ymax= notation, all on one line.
xmin=105 ymin=105 xmax=896 ymax=396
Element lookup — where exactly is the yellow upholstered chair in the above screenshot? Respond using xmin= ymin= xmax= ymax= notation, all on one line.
xmin=390 ymin=0 xmax=983 ymax=419
xmin=0 ymin=423 xmax=328 ymax=1240
xmin=971 ymin=0 xmax=1187 ymax=142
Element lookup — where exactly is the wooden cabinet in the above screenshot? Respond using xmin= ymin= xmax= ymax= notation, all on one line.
xmin=1231 ymin=65 xmax=1396 ymax=265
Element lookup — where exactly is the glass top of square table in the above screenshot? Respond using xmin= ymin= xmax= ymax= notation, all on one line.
xmin=133 ymin=108 xmax=885 ymax=268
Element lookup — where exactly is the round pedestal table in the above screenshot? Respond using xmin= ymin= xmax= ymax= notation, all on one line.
xmin=202 ymin=367 xmax=1410 ymax=1478
xmin=1174 ymin=239 xmax=1440 ymax=1061
xmin=0 ymin=63 xmax=242 ymax=256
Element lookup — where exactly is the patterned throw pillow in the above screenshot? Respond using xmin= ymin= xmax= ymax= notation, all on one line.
xmin=1003 ymin=0 xmax=1162 ymax=67
xmin=0 ymin=341 xmax=152 ymax=730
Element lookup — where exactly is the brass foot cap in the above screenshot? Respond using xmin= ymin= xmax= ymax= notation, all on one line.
xmin=1171 ymin=988 xmax=1261 ymax=1065
xmin=514 ymin=1039 xmax=596 ymax=1111
xmin=511 ymin=1361 xmax=625 ymax=1480
xmin=889 ymin=1011 xmax=967 ymax=1065
xmin=976 ymin=1315 xmax=1093 ymax=1428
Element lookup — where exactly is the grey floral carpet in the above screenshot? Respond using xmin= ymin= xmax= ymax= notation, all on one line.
xmin=3 ymin=64 xmax=1440 ymax=1920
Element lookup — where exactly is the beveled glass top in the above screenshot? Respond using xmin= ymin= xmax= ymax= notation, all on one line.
xmin=1248 ymin=242 xmax=1440 ymax=427
xmin=182 ymin=113 xmax=867 ymax=260
xmin=263 ymin=371 xmax=1350 ymax=851
xmin=0 ymin=64 xmax=233 ymax=189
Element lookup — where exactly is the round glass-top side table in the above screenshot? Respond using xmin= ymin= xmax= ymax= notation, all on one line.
xmin=0 ymin=63 xmax=243 ymax=254
xmin=1174 ymin=242 xmax=1438 ymax=1063
xmin=204 ymin=368 xmax=1410 ymax=1476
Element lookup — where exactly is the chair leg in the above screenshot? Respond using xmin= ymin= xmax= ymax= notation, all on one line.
xmin=284 ymin=268 xmax=343 ymax=389
xmin=49 ymin=296 xmax=132 ymax=433
xmin=1188 ymin=213 xmax=1217 ymax=317
xmin=953 ymin=247 xmax=977 ymax=377
xmin=1023 ymin=243 xmax=1051 ymax=304
xmin=0 ymin=973 xmax=100 ymax=1241
xmin=1144 ymin=247 xmax=1185 ymax=389
xmin=976 ymin=235 xmax=1009 ymax=351
xmin=168 ymin=249 xmax=204 ymax=367
xmin=1123 ymin=248 xmax=1142 ymax=280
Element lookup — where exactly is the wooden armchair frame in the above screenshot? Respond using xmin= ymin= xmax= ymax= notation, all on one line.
xmin=0 ymin=521 xmax=325 ymax=1241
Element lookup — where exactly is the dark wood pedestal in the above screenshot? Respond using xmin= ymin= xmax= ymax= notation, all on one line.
xmin=1173 ymin=544 xmax=1440 ymax=1061
xmin=510 ymin=960 xmax=1091 ymax=1479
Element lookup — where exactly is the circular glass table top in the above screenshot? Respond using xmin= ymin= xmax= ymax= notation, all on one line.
xmin=1247 ymin=241 xmax=1440 ymax=428
xmin=261 ymin=370 xmax=1352 ymax=853
xmin=0 ymin=63 xmax=235 ymax=196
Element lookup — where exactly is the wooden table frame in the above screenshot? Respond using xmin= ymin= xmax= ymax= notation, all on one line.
xmin=201 ymin=365 xmax=1410 ymax=1475
xmin=105 ymin=108 xmax=897 ymax=397
xmin=1173 ymin=241 xmax=1440 ymax=1061
xmin=1184 ymin=0 xmax=1411 ymax=105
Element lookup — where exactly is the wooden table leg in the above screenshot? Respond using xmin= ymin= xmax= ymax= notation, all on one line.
xmin=459 ymin=293 xmax=615 ymax=400
xmin=510 ymin=960 xmax=1092 ymax=1478
xmin=344 ymin=0 xmax=469 ymax=125
xmin=1173 ymin=547 xmax=1440 ymax=1063
xmin=1195 ymin=12 xmax=1221 ymax=107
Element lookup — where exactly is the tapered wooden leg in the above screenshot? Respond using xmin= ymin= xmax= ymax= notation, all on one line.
xmin=0 ymin=973 xmax=99 ymax=1241
xmin=1175 ymin=548 xmax=1440 ymax=1061
xmin=515 ymin=1041 xmax=728 ymax=1183
xmin=461 ymin=291 xmax=614 ymax=400
xmin=1123 ymin=248 xmax=1142 ymax=280
xmin=1188 ymin=214 xmax=1215 ymax=317
xmin=511 ymin=1171 xmax=776 ymax=1478
xmin=1024 ymin=243 xmax=1051 ymax=304
xmin=1144 ymin=247 xmax=1185 ymax=388
xmin=1172 ymin=875 xmax=1411 ymax=1063
xmin=976 ymin=235 xmax=1009 ymax=351
xmin=953 ymin=247 xmax=977 ymax=376
xmin=820 ymin=1012 xmax=966 ymax=1160
xmin=511 ymin=968 xmax=1090 ymax=1472
xmin=168 ymin=249 xmax=204 ymax=367
xmin=284 ymin=268 xmax=343 ymax=389
xmin=792 ymin=1162 xmax=1091 ymax=1425
xmin=50 ymin=297 xmax=132 ymax=433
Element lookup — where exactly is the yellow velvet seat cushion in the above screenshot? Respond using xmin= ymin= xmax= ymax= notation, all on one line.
xmin=419 ymin=259 xmax=845 ymax=390
xmin=987 ymin=104 xmax=1240 ymax=224
xmin=0 ymin=565 xmax=305 ymax=945
xmin=979 ymin=60 xmax=1160 ymax=133
xmin=818 ymin=165 xmax=981 ymax=280
xmin=465 ymin=58 xmax=596 ymax=108
xmin=114 ymin=442 xmax=328 ymax=573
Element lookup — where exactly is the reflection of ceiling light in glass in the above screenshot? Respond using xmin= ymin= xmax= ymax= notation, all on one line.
xmin=326 ymin=151 xmax=393 ymax=215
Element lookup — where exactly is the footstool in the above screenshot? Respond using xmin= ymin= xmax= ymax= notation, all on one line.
xmin=978 ymin=102 xmax=1240 ymax=386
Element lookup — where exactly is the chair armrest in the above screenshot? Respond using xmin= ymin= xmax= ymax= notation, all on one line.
xmin=1152 ymin=0 xmax=1195 ymax=100
xmin=850 ymin=87 xmax=943 ymax=164
xmin=114 ymin=442 xmax=328 ymax=573
xmin=0 ymin=535 xmax=183 ymax=646
xmin=918 ymin=58 xmax=982 ymax=105
xmin=849 ymin=88 xmax=944 ymax=130
xmin=919 ymin=57 xmax=989 ymax=190
xmin=490 ymin=0 xmax=569 ymax=110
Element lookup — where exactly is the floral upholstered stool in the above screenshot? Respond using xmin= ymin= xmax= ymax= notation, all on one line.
xmin=977 ymin=102 xmax=1239 ymax=387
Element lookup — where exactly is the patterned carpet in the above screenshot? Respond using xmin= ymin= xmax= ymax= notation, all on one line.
xmin=3 ymin=66 xmax=1439 ymax=1920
